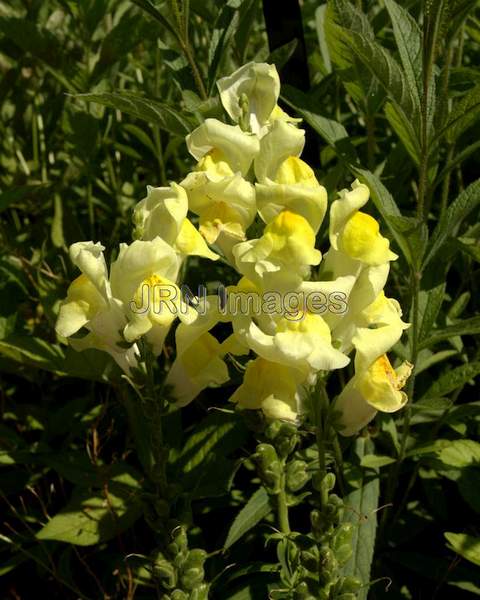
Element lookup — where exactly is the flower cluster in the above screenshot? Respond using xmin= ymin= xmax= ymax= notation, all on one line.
xmin=56 ymin=62 xmax=412 ymax=435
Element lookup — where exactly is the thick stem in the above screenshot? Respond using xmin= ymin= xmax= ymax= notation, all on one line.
xmin=277 ymin=471 xmax=291 ymax=534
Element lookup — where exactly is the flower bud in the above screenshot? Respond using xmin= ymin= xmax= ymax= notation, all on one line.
xmin=273 ymin=422 xmax=299 ymax=458
xmin=319 ymin=546 xmax=337 ymax=572
xmin=286 ymin=460 xmax=309 ymax=492
xmin=153 ymin=559 xmax=176 ymax=589
xmin=332 ymin=523 xmax=354 ymax=552
xmin=332 ymin=523 xmax=354 ymax=566
xmin=190 ymin=583 xmax=210 ymax=600
xmin=293 ymin=581 xmax=316 ymax=600
xmin=186 ymin=549 xmax=207 ymax=566
xmin=337 ymin=575 xmax=362 ymax=594
xmin=180 ymin=566 xmax=205 ymax=591
xmin=170 ymin=590 xmax=188 ymax=600
xmin=253 ymin=443 xmax=282 ymax=493
xmin=300 ymin=549 xmax=319 ymax=572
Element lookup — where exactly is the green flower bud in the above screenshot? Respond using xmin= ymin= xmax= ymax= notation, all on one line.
xmin=180 ymin=566 xmax=205 ymax=591
xmin=253 ymin=443 xmax=282 ymax=493
xmin=300 ymin=549 xmax=319 ymax=572
xmin=153 ymin=559 xmax=176 ymax=589
xmin=190 ymin=583 xmax=209 ymax=600
xmin=286 ymin=460 xmax=309 ymax=492
xmin=319 ymin=546 xmax=337 ymax=574
xmin=336 ymin=594 xmax=357 ymax=600
xmin=170 ymin=590 xmax=188 ymax=600
xmin=274 ymin=422 xmax=299 ymax=458
xmin=167 ymin=526 xmax=189 ymax=558
xmin=337 ymin=575 xmax=362 ymax=594
xmin=332 ymin=523 xmax=354 ymax=553
xmin=294 ymin=581 xmax=316 ymax=600
xmin=185 ymin=548 xmax=207 ymax=566
xmin=265 ymin=420 xmax=282 ymax=440
xmin=310 ymin=509 xmax=322 ymax=531
xmin=255 ymin=443 xmax=278 ymax=466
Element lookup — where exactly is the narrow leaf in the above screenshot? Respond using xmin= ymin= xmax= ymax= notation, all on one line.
xmin=423 ymin=362 xmax=480 ymax=399
xmin=445 ymin=533 xmax=480 ymax=567
xmin=420 ymin=316 xmax=480 ymax=349
xmin=208 ymin=3 xmax=240 ymax=93
xmin=423 ymin=179 xmax=480 ymax=268
xmin=224 ymin=487 xmax=271 ymax=550
xmin=385 ymin=0 xmax=422 ymax=103
xmin=75 ymin=92 xmax=194 ymax=136
xmin=342 ymin=438 xmax=379 ymax=599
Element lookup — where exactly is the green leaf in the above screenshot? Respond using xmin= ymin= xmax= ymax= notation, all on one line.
xmin=315 ymin=5 xmax=332 ymax=72
xmin=438 ymin=440 xmax=480 ymax=468
xmin=266 ymin=39 xmax=298 ymax=72
xmin=455 ymin=238 xmax=480 ymax=263
xmin=130 ymin=0 xmax=179 ymax=40
xmin=423 ymin=362 xmax=480 ymax=399
xmin=0 ymin=335 xmax=64 ymax=371
xmin=91 ymin=12 xmax=156 ymax=81
xmin=75 ymin=92 xmax=194 ymax=137
xmin=281 ymin=85 xmax=358 ymax=165
xmin=445 ymin=533 xmax=480 ymax=567
xmin=457 ymin=468 xmax=480 ymax=514
xmin=384 ymin=0 xmax=422 ymax=104
xmin=420 ymin=316 xmax=480 ymax=349
xmin=342 ymin=438 xmax=379 ymax=599
xmin=412 ymin=397 xmax=452 ymax=411
xmin=175 ymin=412 xmax=247 ymax=476
xmin=384 ymin=101 xmax=421 ymax=164
xmin=388 ymin=215 xmax=428 ymax=268
xmin=36 ymin=470 xmax=143 ymax=546
xmin=332 ymin=19 xmax=419 ymax=117
xmin=325 ymin=0 xmax=384 ymax=114
xmin=440 ymin=85 xmax=480 ymax=143
xmin=208 ymin=2 xmax=240 ymax=94
xmin=360 ymin=455 xmax=396 ymax=468
xmin=423 ymin=178 xmax=480 ymax=268
xmin=418 ymin=282 xmax=446 ymax=342
xmin=224 ymin=487 xmax=271 ymax=550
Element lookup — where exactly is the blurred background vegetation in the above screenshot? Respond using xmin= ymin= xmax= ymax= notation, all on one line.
xmin=0 ymin=0 xmax=480 ymax=598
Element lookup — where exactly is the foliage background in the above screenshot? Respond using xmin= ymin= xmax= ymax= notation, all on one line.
xmin=0 ymin=0 xmax=480 ymax=598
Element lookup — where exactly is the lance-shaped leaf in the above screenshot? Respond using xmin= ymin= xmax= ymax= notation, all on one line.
xmin=342 ymin=437 xmax=380 ymax=600
xmin=75 ymin=92 xmax=195 ymax=137
xmin=224 ymin=487 xmax=272 ymax=550
xmin=385 ymin=0 xmax=422 ymax=105
xmin=423 ymin=178 xmax=480 ymax=268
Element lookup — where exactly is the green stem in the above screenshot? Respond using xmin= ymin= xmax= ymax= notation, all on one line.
xmin=153 ymin=46 xmax=167 ymax=184
xmin=332 ymin=433 xmax=345 ymax=496
xmin=314 ymin=378 xmax=329 ymax=504
xmin=142 ymin=342 xmax=168 ymax=496
xmin=181 ymin=40 xmax=208 ymax=100
xmin=277 ymin=470 xmax=291 ymax=534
